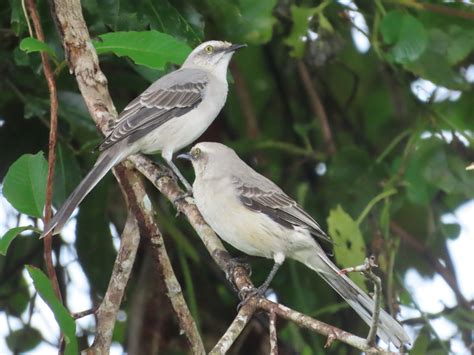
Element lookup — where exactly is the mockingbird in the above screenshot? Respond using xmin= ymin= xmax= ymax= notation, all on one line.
xmin=178 ymin=142 xmax=410 ymax=348
xmin=41 ymin=41 xmax=245 ymax=238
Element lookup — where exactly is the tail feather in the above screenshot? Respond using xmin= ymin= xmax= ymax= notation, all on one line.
xmin=293 ymin=248 xmax=410 ymax=348
xmin=41 ymin=150 xmax=124 ymax=238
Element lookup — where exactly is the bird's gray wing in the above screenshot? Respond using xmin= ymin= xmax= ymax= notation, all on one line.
xmin=98 ymin=69 xmax=208 ymax=151
xmin=233 ymin=176 xmax=332 ymax=244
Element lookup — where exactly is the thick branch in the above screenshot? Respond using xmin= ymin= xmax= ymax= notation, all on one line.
xmin=87 ymin=214 xmax=140 ymax=353
xmin=269 ymin=309 xmax=278 ymax=355
xmin=25 ymin=0 xmax=62 ymax=302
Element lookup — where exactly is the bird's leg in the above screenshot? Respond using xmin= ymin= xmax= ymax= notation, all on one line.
xmin=166 ymin=159 xmax=193 ymax=193
xmin=238 ymin=255 xmax=284 ymax=308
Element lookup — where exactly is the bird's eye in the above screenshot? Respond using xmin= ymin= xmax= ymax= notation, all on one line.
xmin=192 ymin=148 xmax=201 ymax=159
xmin=204 ymin=45 xmax=214 ymax=54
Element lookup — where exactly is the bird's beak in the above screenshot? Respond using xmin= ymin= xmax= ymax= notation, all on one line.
xmin=225 ymin=43 xmax=247 ymax=53
xmin=177 ymin=152 xmax=192 ymax=161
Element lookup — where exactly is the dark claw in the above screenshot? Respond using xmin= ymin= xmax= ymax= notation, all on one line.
xmin=172 ymin=191 xmax=194 ymax=216
xmin=236 ymin=285 xmax=267 ymax=311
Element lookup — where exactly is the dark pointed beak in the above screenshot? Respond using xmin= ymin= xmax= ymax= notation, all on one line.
xmin=177 ymin=152 xmax=192 ymax=161
xmin=225 ymin=43 xmax=247 ymax=53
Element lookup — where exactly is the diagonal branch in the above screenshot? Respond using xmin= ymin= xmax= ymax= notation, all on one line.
xmin=88 ymin=213 xmax=140 ymax=353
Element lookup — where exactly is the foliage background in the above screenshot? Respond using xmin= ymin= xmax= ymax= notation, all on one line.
xmin=0 ymin=0 xmax=473 ymax=353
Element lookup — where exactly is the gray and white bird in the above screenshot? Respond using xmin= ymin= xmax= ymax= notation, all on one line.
xmin=41 ymin=41 xmax=245 ymax=237
xmin=178 ymin=142 xmax=410 ymax=348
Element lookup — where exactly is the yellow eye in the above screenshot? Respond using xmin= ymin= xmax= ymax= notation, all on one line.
xmin=204 ymin=45 xmax=214 ymax=54
xmin=192 ymin=148 xmax=201 ymax=159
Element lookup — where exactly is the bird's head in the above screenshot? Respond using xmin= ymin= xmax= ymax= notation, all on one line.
xmin=178 ymin=142 xmax=237 ymax=178
xmin=182 ymin=41 xmax=246 ymax=76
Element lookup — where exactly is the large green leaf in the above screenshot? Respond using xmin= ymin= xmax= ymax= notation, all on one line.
xmin=327 ymin=205 xmax=367 ymax=291
xmin=26 ymin=266 xmax=78 ymax=355
xmin=3 ymin=152 xmax=48 ymax=218
xmin=380 ymin=10 xmax=428 ymax=64
xmin=93 ymin=31 xmax=192 ymax=69
xmin=0 ymin=226 xmax=35 ymax=256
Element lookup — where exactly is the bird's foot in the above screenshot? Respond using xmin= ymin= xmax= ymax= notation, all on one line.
xmin=172 ymin=190 xmax=194 ymax=216
xmin=237 ymin=284 xmax=268 ymax=310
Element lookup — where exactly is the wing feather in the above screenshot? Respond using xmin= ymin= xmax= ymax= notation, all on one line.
xmin=98 ymin=69 xmax=208 ymax=151
xmin=235 ymin=177 xmax=331 ymax=244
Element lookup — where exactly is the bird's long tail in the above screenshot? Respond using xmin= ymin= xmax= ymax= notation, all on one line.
xmin=41 ymin=148 xmax=125 ymax=238
xmin=293 ymin=248 xmax=410 ymax=348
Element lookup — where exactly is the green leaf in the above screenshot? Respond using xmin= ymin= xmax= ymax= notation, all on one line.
xmin=6 ymin=326 xmax=42 ymax=353
xmin=19 ymin=37 xmax=56 ymax=59
xmin=284 ymin=6 xmax=319 ymax=57
xmin=93 ymin=31 xmax=192 ymax=69
xmin=26 ymin=266 xmax=78 ymax=355
xmin=327 ymin=205 xmax=367 ymax=291
xmin=440 ymin=223 xmax=461 ymax=240
xmin=404 ymin=29 xmax=468 ymax=90
xmin=380 ymin=10 xmax=427 ymax=64
xmin=0 ymin=226 xmax=35 ymax=256
xmin=3 ymin=152 xmax=48 ymax=218
xmin=410 ymin=327 xmax=430 ymax=355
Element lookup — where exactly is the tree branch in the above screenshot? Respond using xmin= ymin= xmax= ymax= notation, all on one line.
xmin=209 ymin=303 xmax=256 ymax=355
xmin=25 ymin=0 xmax=62 ymax=303
xmin=297 ymin=60 xmax=336 ymax=156
xmin=269 ymin=308 xmax=278 ymax=355
xmin=87 ymin=214 xmax=139 ymax=353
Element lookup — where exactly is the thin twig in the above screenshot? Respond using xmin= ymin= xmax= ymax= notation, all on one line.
xmin=297 ymin=60 xmax=336 ymax=156
xmin=25 ymin=0 xmax=62 ymax=303
xmin=269 ymin=308 xmax=278 ymax=355
xmin=389 ymin=0 xmax=474 ymax=20
xmin=339 ymin=256 xmax=381 ymax=347
xmin=71 ymin=305 xmax=99 ymax=320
